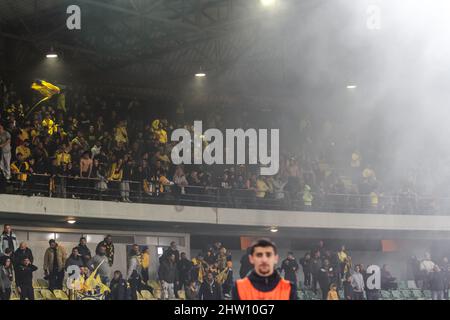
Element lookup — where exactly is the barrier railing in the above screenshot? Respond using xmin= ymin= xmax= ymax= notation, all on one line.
xmin=2 ymin=173 xmax=449 ymax=215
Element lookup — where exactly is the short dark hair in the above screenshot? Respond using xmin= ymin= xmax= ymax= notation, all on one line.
xmin=249 ymin=239 xmax=277 ymax=255
xmin=80 ymin=237 xmax=86 ymax=241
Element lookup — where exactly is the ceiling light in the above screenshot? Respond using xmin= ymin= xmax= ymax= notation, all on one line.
xmin=347 ymin=85 xmax=357 ymax=89
xmin=270 ymin=227 xmax=278 ymax=233
xmin=67 ymin=219 xmax=76 ymax=224
xmin=261 ymin=0 xmax=276 ymax=7
xmin=46 ymin=46 xmax=58 ymax=59
xmin=195 ymin=72 xmax=206 ymax=78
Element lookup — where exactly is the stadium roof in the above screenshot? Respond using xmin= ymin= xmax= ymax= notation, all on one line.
xmin=0 ymin=0 xmax=377 ymax=108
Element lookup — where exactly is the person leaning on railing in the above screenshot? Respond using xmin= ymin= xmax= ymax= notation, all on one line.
xmin=10 ymin=152 xmax=32 ymax=193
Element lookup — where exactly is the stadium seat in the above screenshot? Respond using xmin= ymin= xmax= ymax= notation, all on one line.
xmin=53 ymin=289 xmax=69 ymax=300
xmin=398 ymin=281 xmax=407 ymax=289
xmin=32 ymin=279 xmax=40 ymax=289
xmin=37 ymin=279 xmax=49 ymax=289
xmin=390 ymin=290 xmax=404 ymax=300
xmin=381 ymin=290 xmax=393 ymax=300
xmin=40 ymin=289 xmax=57 ymax=300
xmin=10 ymin=290 xmax=20 ymax=300
xmin=298 ymin=291 xmax=306 ymax=300
xmin=34 ymin=289 xmax=44 ymax=300
xmin=400 ymin=289 xmax=413 ymax=300
xmin=410 ymin=289 xmax=425 ymax=300
xmin=152 ymin=289 xmax=162 ymax=299
xmin=178 ymin=290 xmax=186 ymax=300
xmin=140 ymin=290 xmax=156 ymax=300
xmin=423 ymin=290 xmax=432 ymax=300
xmin=148 ymin=280 xmax=161 ymax=290
xmin=407 ymin=280 xmax=419 ymax=289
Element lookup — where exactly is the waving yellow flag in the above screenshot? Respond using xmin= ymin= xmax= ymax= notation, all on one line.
xmin=27 ymin=80 xmax=61 ymax=119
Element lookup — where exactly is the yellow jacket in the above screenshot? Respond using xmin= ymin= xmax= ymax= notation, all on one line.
xmin=115 ymin=126 xmax=128 ymax=144
xmin=11 ymin=161 xmax=30 ymax=182
xmin=109 ymin=163 xmax=123 ymax=181
xmin=256 ymin=179 xmax=270 ymax=198
xmin=16 ymin=145 xmax=31 ymax=160
xmin=56 ymin=152 xmax=71 ymax=166
xmin=327 ymin=289 xmax=339 ymax=300
xmin=141 ymin=252 xmax=150 ymax=269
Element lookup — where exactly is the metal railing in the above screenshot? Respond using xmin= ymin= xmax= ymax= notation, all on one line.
xmin=2 ymin=173 xmax=449 ymax=215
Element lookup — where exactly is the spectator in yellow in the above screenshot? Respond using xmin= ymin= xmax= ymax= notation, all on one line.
xmin=55 ymin=144 xmax=71 ymax=167
xmin=303 ymin=184 xmax=314 ymax=207
xmin=42 ymin=112 xmax=58 ymax=135
xmin=256 ymin=176 xmax=270 ymax=198
xmin=15 ymin=140 xmax=31 ymax=160
xmin=109 ymin=159 xmax=123 ymax=181
xmin=30 ymin=120 xmax=41 ymax=140
xmin=11 ymin=153 xmax=32 ymax=182
xmin=327 ymin=283 xmax=339 ymax=300
xmin=141 ymin=247 xmax=150 ymax=283
xmin=362 ymin=165 xmax=376 ymax=180
xmin=151 ymin=120 xmax=167 ymax=144
xmin=114 ymin=120 xmax=128 ymax=145
xmin=18 ymin=127 xmax=30 ymax=143
xmin=370 ymin=191 xmax=379 ymax=211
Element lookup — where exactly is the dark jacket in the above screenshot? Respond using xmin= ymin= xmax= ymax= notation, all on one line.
xmin=232 ymin=270 xmax=298 ymax=300
xmin=239 ymin=249 xmax=253 ymax=279
xmin=162 ymin=248 xmax=180 ymax=263
xmin=318 ymin=266 xmax=333 ymax=290
xmin=14 ymin=247 xmax=33 ymax=266
xmin=343 ymin=281 xmax=353 ymax=300
xmin=109 ymin=277 xmax=128 ymax=300
xmin=158 ymin=259 xmax=178 ymax=283
xmin=15 ymin=263 xmax=38 ymax=288
xmin=430 ymin=271 xmax=446 ymax=291
xmin=76 ymin=244 xmax=92 ymax=262
xmin=311 ymin=258 xmax=322 ymax=276
xmin=178 ymin=258 xmax=193 ymax=283
xmin=0 ymin=266 xmax=13 ymax=290
xmin=281 ymin=258 xmax=299 ymax=283
xmin=65 ymin=254 xmax=84 ymax=269
xmin=299 ymin=257 xmax=312 ymax=274
xmin=199 ymin=280 xmax=223 ymax=300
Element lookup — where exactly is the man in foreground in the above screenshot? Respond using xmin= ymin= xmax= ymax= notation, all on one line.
xmin=232 ymin=239 xmax=297 ymax=300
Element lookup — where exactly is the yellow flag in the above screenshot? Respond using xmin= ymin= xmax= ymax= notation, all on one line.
xmin=31 ymin=80 xmax=60 ymax=98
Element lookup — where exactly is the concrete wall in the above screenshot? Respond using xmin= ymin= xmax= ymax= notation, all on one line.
xmin=2 ymin=194 xmax=450 ymax=233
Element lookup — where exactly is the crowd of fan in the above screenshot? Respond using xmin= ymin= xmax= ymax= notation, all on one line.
xmin=1 ymin=223 xmax=450 ymax=300
xmin=0 ymin=223 xmax=236 ymax=300
xmin=0 ymin=78 xmax=428 ymax=214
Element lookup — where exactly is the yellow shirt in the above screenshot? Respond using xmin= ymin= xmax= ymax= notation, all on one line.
xmin=141 ymin=253 xmax=150 ymax=269
xmin=16 ymin=145 xmax=31 ymax=160
xmin=109 ymin=163 xmax=123 ymax=181
xmin=115 ymin=126 xmax=128 ymax=144
xmin=256 ymin=179 xmax=270 ymax=198
xmin=56 ymin=152 xmax=71 ymax=166
xmin=337 ymin=251 xmax=348 ymax=263
xmin=370 ymin=192 xmax=379 ymax=205
xmin=11 ymin=161 xmax=30 ymax=181
xmin=18 ymin=129 xmax=29 ymax=142
xmin=327 ymin=290 xmax=339 ymax=300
